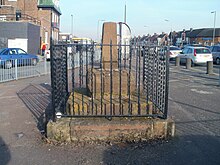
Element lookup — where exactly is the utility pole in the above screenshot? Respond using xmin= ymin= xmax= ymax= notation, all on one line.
xmin=71 ymin=14 xmax=73 ymax=36
xmin=124 ymin=2 xmax=126 ymax=23
xmin=211 ymin=11 xmax=216 ymax=45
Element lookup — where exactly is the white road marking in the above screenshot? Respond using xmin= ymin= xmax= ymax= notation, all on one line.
xmin=191 ymin=89 xmax=213 ymax=94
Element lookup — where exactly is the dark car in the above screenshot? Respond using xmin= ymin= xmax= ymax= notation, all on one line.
xmin=0 ymin=48 xmax=39 ymax=69
xmin=210 ymin=45 xmax=220 ymax=65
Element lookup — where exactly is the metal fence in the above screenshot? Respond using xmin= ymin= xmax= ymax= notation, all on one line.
xmin=0 ymin=58 xmax=50 ymax=83
xmin=51 ymin=43 xmax=169 ymax=120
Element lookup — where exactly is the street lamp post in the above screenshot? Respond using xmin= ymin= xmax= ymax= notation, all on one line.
xmin=211 ymin=11 xmax=216 ymax=46
xmin=97 ymin=19 xmax=105 ymax=42
xmin=165 ymin=19 xmax=172 ymax=45
xmin=71 ymin=14 xmax=73 ymax=36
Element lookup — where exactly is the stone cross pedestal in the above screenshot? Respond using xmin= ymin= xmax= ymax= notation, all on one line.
xmin=68 ymin=22 xmax=149 ymax=116
xmin=101 ymin=22 xmax=118 ymax=69
xmin=87 ymin=22 xmax=135 ymax=99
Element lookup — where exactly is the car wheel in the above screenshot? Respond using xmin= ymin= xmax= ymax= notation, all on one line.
xmin=32 ymin=59 xmax=37 ymax=66
xmin=4 ymin=60 xmax=12 ymax=69
xmin=216 ymin=58 xmax=220 ymax=65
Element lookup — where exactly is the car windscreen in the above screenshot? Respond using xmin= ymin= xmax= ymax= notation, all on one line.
xmin=195 ymin=48 xmax=211 ymax=54
xmin=0 ymin=49 xmax=4 ymax=54
xmin=170 ymin=47 xmax=181 ymax=50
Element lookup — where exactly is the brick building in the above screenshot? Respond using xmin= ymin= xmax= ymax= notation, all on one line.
xmin=175 ymin=28 xmax=220 ymax=46
xmin=0 ymin=0 xmax=61 ymax=47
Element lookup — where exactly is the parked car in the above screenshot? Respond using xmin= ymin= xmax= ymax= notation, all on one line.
xmin=210 ymin=45 xmax=220 ymax=65
xmin=158 ymin=46 xmax=182 ymax=60
xmin=183 ymin=44 xmax=203 ymax=48
xmin=0 ymin=48 xmax=39 ymax=69
xmin=177 ymin=46 xmax=213 ymax=66
xmin=205 ymin=46 xmax=212 ymax=51
xmin=169 ymin=46 xmax=182 ymax=59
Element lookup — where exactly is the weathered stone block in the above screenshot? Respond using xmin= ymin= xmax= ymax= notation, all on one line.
xmin=47 ymin=118 xmax=71 ymax=142
xmin=87 ymin=69 xmax=136 ymax=99
xmin=101 ymin=22 xmax=118 ymax=69
xmin=46 ymin=117 xmax=175 ymax=142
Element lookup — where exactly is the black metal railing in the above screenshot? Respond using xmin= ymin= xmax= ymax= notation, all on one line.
xmin=143 ymin=46 xmax=169 ymax=119
xmin=50 ymin=42 xmax=169 ymax=120
xmin=50 ymin=44 xmax=68 ymax=120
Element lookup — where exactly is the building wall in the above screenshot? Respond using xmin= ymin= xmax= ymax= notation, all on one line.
xmin=0 ymin=22 xmax=28 ymax=38
xmin=197 ymin=37 xmax=220 ymax=45
xmin=0 ymin=22 xmax=40 ymax=54
xmin=28 ymin=23 xmax=40 ymax=54
xmin=1 ymin=0 xmax=60 ymax=48
xmin=4 ymin=0 xmax=18 ymax=8
xmin=38 ymin=8 xmax=51 ymax=46
xmin=4 ymin=0 xmax=38 ymax=16
xmin=0 ymin=5 xmax=15 ymax=15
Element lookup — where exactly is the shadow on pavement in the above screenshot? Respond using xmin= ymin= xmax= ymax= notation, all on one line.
xmin=17 ymin=83 xmax=52 ymax=132
xmin=102 ymin=135 xmax=220 ymax=165
xmin=170 ymin=99 xmax=220 ymax=115
xmin=0 ymin=136 xmax=11 ymax=165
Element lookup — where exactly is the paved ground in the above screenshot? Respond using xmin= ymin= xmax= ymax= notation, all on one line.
xmin=0 ymin=63 xmax=220 ymax=165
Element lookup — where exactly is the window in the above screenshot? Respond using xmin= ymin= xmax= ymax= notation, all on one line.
xmin=217 ymin=46 xmax=220 ymax=52
xmin=187 ymin=48 xmax=193 ymax=54
xmin=9 ymin=49 xmax=17 ymax=55
xmin=2 ymin=50 xmax=9 ymax=55
xmin=183 ymin=48 xmax=188 ymax=54
xmin=0 ymin=48 xmax=4 ymax=54
xmin=195 ymin=48 xmax=210 ymax=54
xmin=17 ymin=49 xmax=27 ymax=54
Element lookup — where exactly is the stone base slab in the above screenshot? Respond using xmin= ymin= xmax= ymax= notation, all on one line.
xmin=47 ymin=117 xmax=175 ymax=142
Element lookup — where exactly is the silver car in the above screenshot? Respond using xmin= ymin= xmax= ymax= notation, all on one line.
xmin=178 ymin=46 xmax=213 ymax=66
xmin=210 ymin=45 xmax=220 ymax=65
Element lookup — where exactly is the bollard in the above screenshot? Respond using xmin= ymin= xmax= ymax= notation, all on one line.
xmin=206 ymin=61 xmax=213 ymax=74
xmin=175 ymin=56 xmax=180 ymax=66
xmin=219 ymin=67 xmax=220 ymax=86
xmin=186 ymin=58 xmax=191 ymax=69
xmin=15 ymin=59 xmax=18 ymax=80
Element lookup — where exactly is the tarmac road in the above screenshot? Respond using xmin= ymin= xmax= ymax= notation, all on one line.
xmin=0 ymin=62 xmax=220 ymax=165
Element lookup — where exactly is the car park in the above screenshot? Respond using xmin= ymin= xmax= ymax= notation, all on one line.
xmin=0 ymin=48 xmax=39 ymax=69
xmin=210 ymin=45 xmax=220 ymax=65
xmin=177 ymin=46 xmax=213 ymax=66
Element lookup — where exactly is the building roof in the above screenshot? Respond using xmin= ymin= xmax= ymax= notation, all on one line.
xmin=175 ymin=28 xmax=220 ymax=38
xmin=158 ymin=33 xmax=166 ymax=38
xmin=140 ymin=35 xmax=150 ymax=41
xmin=197 ymin=28 xmax=220 ymax=37
xmin=187 ymin=29 xmax=205 ymax=38
xmin=38 ymin=0 xmax=62 ymax=15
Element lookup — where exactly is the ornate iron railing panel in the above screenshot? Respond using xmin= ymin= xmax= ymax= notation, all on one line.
xmin=50 ymin=44 xmax=68 ymax=120
xmin=143 ymin=46 xmax=169 ymax=119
